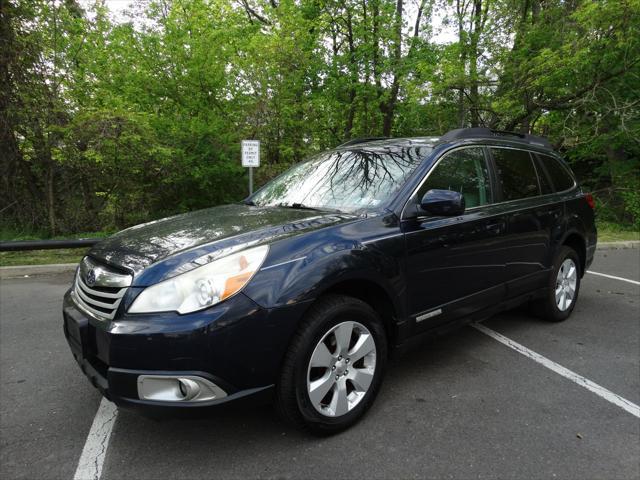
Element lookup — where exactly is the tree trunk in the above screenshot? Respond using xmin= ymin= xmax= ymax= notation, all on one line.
xmin=605 ymin=146 xmax=628 ymax=187
xmin=380 ymin=0 xmax=403 ymax=137
xmin=456 ymin=0 xmax=466 ymax=127
xmin=372 ymin=0 xmax=382 ymax=96
xmin=46 ymin=162 xmax=56 ymax=235
xmin=33 ymin=124 xmax=56 ymax=235
xmin=344 ymin=5 xmax=357 ymax=139
xmin=469 ymin=0 xmax=482 ymax=127
xmin=605 ymin=145 xmax=635 ymax=224
xmin=455 ymin=90 xmax=463 ymax=127
xmin=0 ymin=0 xmax=20 ymax=208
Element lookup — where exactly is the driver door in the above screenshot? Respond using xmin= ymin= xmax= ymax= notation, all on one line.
xmin=402 ymin=146 xmax=509 ymax=332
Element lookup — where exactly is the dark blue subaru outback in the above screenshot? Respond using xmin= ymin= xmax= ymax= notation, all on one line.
xmin=63 ymin=128 xmax=596 ymax=434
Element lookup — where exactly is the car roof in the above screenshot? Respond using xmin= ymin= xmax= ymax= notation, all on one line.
xmin=336 ymin=128 xmax=553 ymax=152
xmin=335 ymin=137 xmax=439 ymax=149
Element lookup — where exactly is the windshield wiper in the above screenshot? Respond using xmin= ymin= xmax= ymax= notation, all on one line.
xmin=278 ymin=203 xmax=343 ymax=213
xmin=289 ymin=203 xmax=321 ymax=211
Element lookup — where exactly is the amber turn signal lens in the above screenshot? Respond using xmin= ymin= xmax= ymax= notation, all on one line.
xmin=222 ymin=272 xmax=254 ymax=300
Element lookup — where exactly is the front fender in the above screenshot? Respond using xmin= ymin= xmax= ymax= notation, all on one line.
xmin=243 ymin=239 xmax=404 ymax=315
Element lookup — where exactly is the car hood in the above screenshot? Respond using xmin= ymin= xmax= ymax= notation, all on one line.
xmin=89 ymin=204 xmax=357 ymax=278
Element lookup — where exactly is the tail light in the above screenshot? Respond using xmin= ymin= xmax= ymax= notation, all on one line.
xmin=585 ymin=193 xmax=595 ymax=209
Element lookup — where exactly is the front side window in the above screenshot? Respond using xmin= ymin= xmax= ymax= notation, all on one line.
xmin=417 ymin=147 xmax=491 ymax=209
xmin=491 ymin=148 xmax=540 ymax=201
xmin=539 ymin=154 xmax=575 ymax=192
xmin=251 ymin=146 xmax=430 ymax=212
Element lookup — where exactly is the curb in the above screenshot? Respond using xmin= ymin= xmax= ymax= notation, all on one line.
xmin=596 ymin=241 xmax=639 ymax=250
xmin=0 ymin=263 xmax=78 ymax=279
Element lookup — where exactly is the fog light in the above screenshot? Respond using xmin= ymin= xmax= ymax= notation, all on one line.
xmin=177 ymin=378 xmax=200 ymax=401
xmin=178 ymin=379 xmax=188 ymax=397
xmin=137 ymin=375 xmax=227 ymax=403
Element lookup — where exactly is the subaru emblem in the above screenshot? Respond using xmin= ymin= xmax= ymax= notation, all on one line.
xmin=86 ymin=268 xmax=96 ymax=287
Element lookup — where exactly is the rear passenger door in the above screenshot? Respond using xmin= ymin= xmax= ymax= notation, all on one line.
xmin=489 ymin=147 xmax=563 ymax=297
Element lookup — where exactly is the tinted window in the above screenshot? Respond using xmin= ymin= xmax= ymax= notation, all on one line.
xmin=418 ymin=147 xmax=491 ymax=208
xmin=539 ymin=154 xmax=575 ymax=192
xmin=534 ymin=158 xmax=554 ymax=194
xmin=491 ymin=148 xmax=540 ymax=201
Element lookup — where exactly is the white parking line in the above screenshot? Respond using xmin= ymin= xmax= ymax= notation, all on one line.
xmin=73 ymin=398 xmax=118 ymax=480
xmin=473 ymin=323 xmax=640 ymax=419
xmin=587 ymin=270 xmax=640 ymax=286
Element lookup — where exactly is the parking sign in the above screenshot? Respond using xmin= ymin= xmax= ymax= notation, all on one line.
xmin=241 ymin=140 xmax=260 ymax=167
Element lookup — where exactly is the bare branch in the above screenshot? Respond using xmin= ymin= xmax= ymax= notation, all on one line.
xmin=239 ymin=0 xmax=271 ymax=25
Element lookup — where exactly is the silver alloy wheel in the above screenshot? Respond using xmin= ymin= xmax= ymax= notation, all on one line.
xmin=306 ymin=321 xmax=377 ymax=417
xmin=555 ymin=258 xmax=578 ymax=312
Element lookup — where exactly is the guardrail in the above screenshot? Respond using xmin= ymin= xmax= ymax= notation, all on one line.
xmin=0 ymin=239 xmax=100 ymax=252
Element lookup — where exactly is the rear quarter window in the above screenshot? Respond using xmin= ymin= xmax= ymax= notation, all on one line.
xmin=490 ymin=148 xmax=540 ymax=201
xmin=539 ymin=154 xmax=575 ymax=192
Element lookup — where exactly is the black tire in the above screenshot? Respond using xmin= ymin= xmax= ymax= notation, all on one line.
xmin=275 ymin=294 xmax=387 ymax=435
xmin=532 ymin=246 xmax=581 ymax=322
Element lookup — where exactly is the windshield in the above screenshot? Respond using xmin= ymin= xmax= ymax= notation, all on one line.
xmin=251 ymin=146 xmax=430 ymax=212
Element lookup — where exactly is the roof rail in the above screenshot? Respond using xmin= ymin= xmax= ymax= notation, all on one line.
xmin=438 ymin=128 xmax=552 ymax=149
xmin=338 ymin=137 xmax=389 ymax=148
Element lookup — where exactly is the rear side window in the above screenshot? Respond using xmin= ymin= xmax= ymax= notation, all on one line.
xmin=539 ymin=154 xmax=575 ymax=192
xmin=418 ymin=147 xmax=491 ymax=208
xmin=491 ymin=148 xmax=540 ymax=201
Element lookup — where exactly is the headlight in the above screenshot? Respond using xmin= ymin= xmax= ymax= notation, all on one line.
xmin=128 ymin=245 xmax=268 ymax=314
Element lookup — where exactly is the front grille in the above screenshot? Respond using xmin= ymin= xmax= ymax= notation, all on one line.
xmin=73 ymin=257 xmax=132 ymax=321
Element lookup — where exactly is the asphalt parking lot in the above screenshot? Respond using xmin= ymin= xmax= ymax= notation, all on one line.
xmin=1 ymin=248 xmax=638 ymax=480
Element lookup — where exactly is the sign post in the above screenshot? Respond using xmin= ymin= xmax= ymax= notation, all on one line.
xmin=241 ymin=140 xmax=260 ymax=195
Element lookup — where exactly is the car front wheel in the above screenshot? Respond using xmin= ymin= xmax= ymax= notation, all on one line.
xmin=275 ymin=294 xmax=387 ymax=435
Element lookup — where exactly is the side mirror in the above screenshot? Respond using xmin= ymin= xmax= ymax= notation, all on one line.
xmin=420 ymin=189 xmax=465 ymax=216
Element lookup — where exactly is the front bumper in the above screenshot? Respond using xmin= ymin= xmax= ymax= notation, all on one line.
xmin=63 ymin=290 xmax=308 ymax=408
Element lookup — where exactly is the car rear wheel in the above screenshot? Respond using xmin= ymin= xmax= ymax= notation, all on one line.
xmin=275 ymin=294 xmax=387 ymax=435
xmin=532 ymin=246 xmax=581 ymax=322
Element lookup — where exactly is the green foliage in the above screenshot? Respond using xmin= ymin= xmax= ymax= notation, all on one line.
xmin=596 ymin=221 xmax=640 ymax=242
xmin=1 ymin=0 xmax=638 ymax=238
xmin=0 ymin=248 xmax=88 ymax=266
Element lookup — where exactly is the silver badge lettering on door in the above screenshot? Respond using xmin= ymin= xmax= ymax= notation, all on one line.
xmin=416 ymin=308 xmax=442 ymax=323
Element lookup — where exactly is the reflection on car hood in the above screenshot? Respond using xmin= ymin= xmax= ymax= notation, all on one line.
xmin=88 ymin=204 xmax=356 ymax=275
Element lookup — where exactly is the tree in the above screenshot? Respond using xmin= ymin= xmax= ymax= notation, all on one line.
xmin=1 ymin=0 xmax=638 ymax=236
